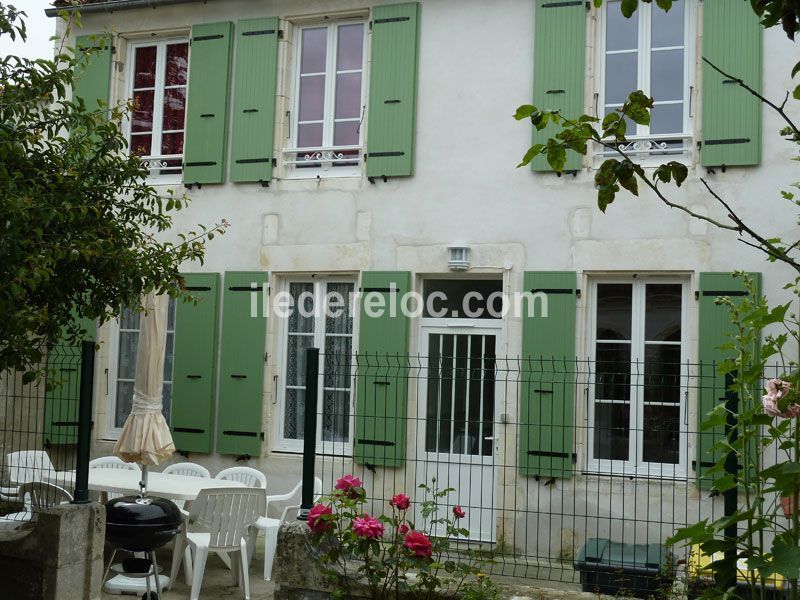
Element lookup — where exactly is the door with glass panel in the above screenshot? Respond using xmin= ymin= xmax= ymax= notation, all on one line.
xmin=279 ymin=280 xmax=355 ymax=454
xmin=588 ymin=279 xmax=688 ymax=476
xmin=416 ymin=326 xmax=499 ymax=542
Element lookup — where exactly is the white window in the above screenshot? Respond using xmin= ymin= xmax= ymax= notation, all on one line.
xmin=276 ymin=279 xmax=356 ymax=453
xmin=107 ymin=300 xmax=176 ymax=437
xmin=597 ymin=0 xmax=693 ymax=158
xmin=284 ymin=21 xmax=367 ymax=177
xmin=125 ymin=38 xmax=189 ymax=180
xmin=587 ymin=278 xmax=688 ymax=477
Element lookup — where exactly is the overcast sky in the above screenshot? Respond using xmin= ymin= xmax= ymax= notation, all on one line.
xmin=0 ymin=1 xmax=57 ymax=60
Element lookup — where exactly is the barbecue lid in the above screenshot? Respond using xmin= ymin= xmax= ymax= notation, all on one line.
xmin=105 ymin=495 xmax=182 ymax=527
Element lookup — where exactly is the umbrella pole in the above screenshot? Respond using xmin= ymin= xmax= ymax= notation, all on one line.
xmin=140 ymin=464 xmax=149 ymax=498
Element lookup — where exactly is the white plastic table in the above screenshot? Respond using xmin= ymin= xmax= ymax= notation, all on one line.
xmin=44 ymin=469 xmax=246 ymax=501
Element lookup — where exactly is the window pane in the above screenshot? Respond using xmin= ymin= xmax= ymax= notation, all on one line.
xmin=594 ymin=402 xmax=630 ymax=461
xmin=595 ymin=342 xmax=631 ymax=401
xmin=606 ymin=1 xmax=638 ymax=51
xmin=165 ymin=43 xmax=189 ymax=86
xmin=301 ymin=27 xmax=327 ymax=73
xmin=605 ymin=52 xmax=638 ymax=106
xmin=324 ymin=339 xmax=352 ymax=389
xmin=132 ymin=90 xmax=155 ymax=133
xmin=120 ymin=308 xmax=140 ymax=330
xmin=333 ymin=121 xmax=359 ymax=147
xmin=325 ymin=283 xmax=354 ymax=335
xmin=643 ymin=405 xmax=679 ymax=463
xmin=161 ymin=132 xmax=184 ymax=156
xmin=167 ymin=298 xmax=176 ymax=330
xmin=645 ymin=284 xmax=682 ymax=341
xmin=299 ymin=74 xmax=325 ymax=121
xmin=422 ymin=279 xmax=504 ymax=319
xmin=117 ymin=331 xmax=138 ymax=381
xmin=650 ymin=49 xmax=683 ymax=102
xmin=133 ymin=46 xmax=157 ymax=89
xmin=288 ymin=282 xmax=314 ymax=333
xmin=163 ymin=332 xmax=174 ymax=381
xmin=651 ymin=0 xmax=684 ymax=48
xmin=644 ymin=344 xmax=681 ymax=403
xmin=650 ymin=103 xmax=683 ymax=135
xmin=297 ymin=123 xmax=323 ymax=149
xmin=337 ymin=23 xmax=364 ymax=71
xmin=322 ymin=390 xmax=349 ymax=442
xmin=115 ymin=381 xmax=135 ymax=428
xmin=131 ymin=134 xmax=152 ymax=156
xmin=161 ymin=382 xmax=172 ymax=424
xmin=596 ymin=283 xmax=632 ymax=340
xmin=284 ymin=388 xmax=304 ymax=439
xmin=287 ymin=334 xmax=313 ymax=387
xmin=162 ymin=87 xmax=186 ymax=132
xmin=335 ymin=72 xmax=362 ymax=119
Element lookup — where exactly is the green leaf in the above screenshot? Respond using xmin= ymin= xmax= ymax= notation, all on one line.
xmin=666 ymin=520 xmax=712 ymax=546
xmin=514 ymin=104 xmax=536 ymax=120
xmin=517 ymin=144 xmax=544 ymax=168
xmin=546 ymin=140 xmax=567 ymax=172
xmin=654 ymin=0 xmax=673 ymax=10
xmin=669 ymin=161 xmax=688 ymax=186
xmin=620 ymin=0 xmax=638 ymax=18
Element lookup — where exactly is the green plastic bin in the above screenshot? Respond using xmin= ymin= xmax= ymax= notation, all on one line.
xmin=574 ymin=538 xmax=675 ymax=598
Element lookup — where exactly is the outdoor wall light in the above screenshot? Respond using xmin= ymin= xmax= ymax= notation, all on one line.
xmin=447 ymin=246 xmax=471 ymax=271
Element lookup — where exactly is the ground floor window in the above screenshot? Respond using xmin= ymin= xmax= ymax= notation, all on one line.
xmin=277 ymin=278 xmax=356 ymax=453
xmin=588 ymin=277 xmax=688 ymax=475
xmin=108 ymin=299 xmax=176 ymax=435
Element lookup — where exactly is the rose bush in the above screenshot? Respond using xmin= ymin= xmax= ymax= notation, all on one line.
xmin=307 ymin=476 xmax=492 ymax=600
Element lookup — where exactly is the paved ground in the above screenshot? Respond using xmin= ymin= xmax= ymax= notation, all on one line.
xmin=101 ymin=541 xmax=276 ymax=599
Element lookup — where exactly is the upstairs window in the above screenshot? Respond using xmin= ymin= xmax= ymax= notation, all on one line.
xmin=598 ymin=0 xmax=692 ymax=158
xmin=285 ymin=22 xmax=367 ymax=177
xmin=126 ymin=39 xmax=189 ymax=179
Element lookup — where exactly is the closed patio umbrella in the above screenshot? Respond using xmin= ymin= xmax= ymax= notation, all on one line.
xmin=114 ymin=291 xmax=175 ymax=493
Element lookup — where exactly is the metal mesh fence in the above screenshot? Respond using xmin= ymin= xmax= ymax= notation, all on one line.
xmin=303 ymin=351 xmax=792 ymax=590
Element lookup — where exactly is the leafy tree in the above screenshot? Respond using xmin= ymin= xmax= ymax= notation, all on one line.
xmin=0 ymin=3 xmax=227 ymax=380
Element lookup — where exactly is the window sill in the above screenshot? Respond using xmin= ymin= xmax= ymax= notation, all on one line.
xmin=580 ymin=467 xmax=688 ymax=481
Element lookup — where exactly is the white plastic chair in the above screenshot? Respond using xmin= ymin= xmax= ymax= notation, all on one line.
xmin=0 ymin=481 xmax=73 ymax=531
xmin=89 ymin=456 xmax=138 ymax=500
xmin=7 ymin=450 xmax=56 ymax=485
xmin=215 ymin=467 xmax=267 ymax=490
xmin=170 ymin=488 xmax=265 ymax=600
xmin=162 ymin=463 xmax=211 ymax=511
xmin=250 ymin=477 xmax=323 ymax=580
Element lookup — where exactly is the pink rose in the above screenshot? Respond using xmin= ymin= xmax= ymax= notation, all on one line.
xmin=390 ymin=493 xmax=411 ymax=510
xmin=307 ymin=504 xmax=333 ymax=534
xmin=335 ymin=474 xmax=363 ymax=498
xmin=404 ymin=530 xmax=433 ymax=557
xmin=353 ymin=513 xmax=384 ymax=539
xmin=452 ymin=505 xmax=466 ymax=519
xmin=763 ymin=379 xmax=800 ymax=419
xmin=397 ymin=523 xmax=410 ymax=535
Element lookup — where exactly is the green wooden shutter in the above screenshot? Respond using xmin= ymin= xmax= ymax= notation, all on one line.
xmin=73 ymin=34 xmax=112 ymax=113
xmin=696 ymin=272 xmax=761 ymax=489
xmin=184 ymin=22 xmax=234 ymax=185
xmin=44 ymin=315 xmax=96 ymax=446
xmin=701 ymin=0 xmax=762 ymax=167
xmin=366 ymin=3 xmax=420 ymax=179
xmin=230 ymin=17 xmax=279 ymax=183
xmin=216 ymin=271 xmax=267 ymax=456
xmin=170 ymin=273 xmax=220 ymax=453
xmin=531 ymin=0 xmax=586 ymax=172
xmin=519 ymin=272 xmax=577 ymax=477
xmin=354 ymin=271 xmax=411 ymax=467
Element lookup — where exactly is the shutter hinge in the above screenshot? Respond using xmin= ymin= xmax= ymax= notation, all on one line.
xmin=278 ymin=29 xmax=284 ymax=39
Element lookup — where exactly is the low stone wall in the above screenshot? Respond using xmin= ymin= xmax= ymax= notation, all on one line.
xmin=0 ymin=503 xmax=105 ymax=600
xmin=273 ymin=521 xmax=620 ymax=600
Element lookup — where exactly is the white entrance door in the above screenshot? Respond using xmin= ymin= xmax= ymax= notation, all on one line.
xmin=415 ymin=325 xmax=499 ymax=542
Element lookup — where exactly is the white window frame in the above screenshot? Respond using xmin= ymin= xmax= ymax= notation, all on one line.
xmin=284 ymin=20 xmax=368 ymax=179
xmin=274 ymin=277 xmax=358 ymax=455
xmin=595 ymin=0 xmax=696 ymax=162
xmin=106 ymin=303 xmax=176 ymax=440
xmin=122 ymin=36 xmax=190 ymax=184
xmin=586 ymin=277 xmax=690 ymax=478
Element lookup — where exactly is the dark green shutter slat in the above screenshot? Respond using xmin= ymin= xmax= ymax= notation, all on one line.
xmin=696 ymin=272 xmax=761 ymax=489
xmin=73 ymin=34 xmax=112 ymax=113
xmin=216 ymin=271 xmax=267 ymax=455
xmin=44 ymin=314 xmax=96 ymax=445
xmin=171 ymin=273 xmax=219 ymax=453
xmin=184 ymin=22 xmax=234 ymax=185
xmin=366 ymin=3 xmax=420 ymax=178
xmin=519 ymin=272 xmax=576 ymax=477
xmin=354 ymin=271 xmax=411 ymax=467
xmin=230 ymin=17 xmax=279 ymax=183
xmin=701 ymin=1 xmax=762 ymax=167
xmin=531 ymin=0 xmax=585 ymax=172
